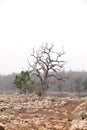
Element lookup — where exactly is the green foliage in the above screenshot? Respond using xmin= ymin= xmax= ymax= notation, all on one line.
xmin=83 ymin=78 xmax=87 ymax=90
xmin=14 ymin=71 xmax=35 ymax=94
xmin=25 ymin=80 xmax=34 ymax=93
xmin=36 ymin=84 xmax=42 ymax=96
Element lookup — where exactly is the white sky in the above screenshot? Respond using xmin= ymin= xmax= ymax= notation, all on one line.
xmin=0 ymin=0 xmax=87 ymax=75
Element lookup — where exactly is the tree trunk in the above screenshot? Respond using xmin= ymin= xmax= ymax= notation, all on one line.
xmin=42 ymin=78 xmax=48 ymax=96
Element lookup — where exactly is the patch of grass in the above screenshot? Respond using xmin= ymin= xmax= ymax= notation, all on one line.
xmin=67 ymin=99 xmax=77 ymax=103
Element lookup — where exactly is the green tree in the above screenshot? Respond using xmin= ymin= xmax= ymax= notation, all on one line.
xmin=14 ymin=71 xmax=34 ymax=94
xmin=83 ymin=78 xmax=87 ymax=90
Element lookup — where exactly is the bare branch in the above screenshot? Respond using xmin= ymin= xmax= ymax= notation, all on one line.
xmin=48 ymin=74 xmax=64 ymax=81
xmin=28 ymin=43 xmax=66 ymax=93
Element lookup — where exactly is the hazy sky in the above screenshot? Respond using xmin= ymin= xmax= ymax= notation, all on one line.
xmin=0 ymin=0 xmax=87 ymax=75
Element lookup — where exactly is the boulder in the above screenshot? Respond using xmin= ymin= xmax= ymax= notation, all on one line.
xmin=70 ymin=119 xmax=87 ymax=130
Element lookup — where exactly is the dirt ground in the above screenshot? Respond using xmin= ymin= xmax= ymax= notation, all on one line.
xmin=0 ymin=94 xmax=87 ymax=130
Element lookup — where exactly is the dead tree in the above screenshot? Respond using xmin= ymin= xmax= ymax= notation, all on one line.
xmin=28 ymin=43 xmax=66 ymax=94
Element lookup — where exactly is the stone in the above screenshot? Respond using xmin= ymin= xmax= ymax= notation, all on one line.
xmin=70 ymin=119 xmax=87 ymax=130
xmin=0 ymin=125 xmax=5 ymax=130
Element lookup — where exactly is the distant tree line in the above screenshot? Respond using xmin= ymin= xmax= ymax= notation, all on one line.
xmin=0 ymin=73 xmax=16 ymax=91
xmin=0 ymin=71 xmax=87 ymax=96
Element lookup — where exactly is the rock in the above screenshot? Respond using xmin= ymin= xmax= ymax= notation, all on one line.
xmin=60 ymin=101 xmax=67 ymax=106
xmin=71 ymin=102 xmax=87 ymax=120
xmin=0 ymin=115 xmax=10 ymax=124
xmin=45 ymin=122 xmax=52 ymax=129
xmin=38 ymin=126 xmax=46 ymax=130
xmin=0 ymin=125 xmax=5 ymax=130
xmin=0 ymin=126 xmax=4 ymax=130
xmin=70 ymin=119 xmax=87 ymax=130
xmin=54 ymin=124 xmax=63 ymax=129
xmin=80 ymin=112 xmax=87 ymax=120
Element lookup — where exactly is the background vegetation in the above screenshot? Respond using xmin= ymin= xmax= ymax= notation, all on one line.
xmin=0 ymin=71 xmax=87 ymax=96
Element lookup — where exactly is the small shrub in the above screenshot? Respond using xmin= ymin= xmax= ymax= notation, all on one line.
xmin=37 ymin=85 xmax=42 ymax=96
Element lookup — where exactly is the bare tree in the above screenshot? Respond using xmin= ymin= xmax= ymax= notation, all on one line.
xmin=28 ymin=43 xmax=66 ymax=94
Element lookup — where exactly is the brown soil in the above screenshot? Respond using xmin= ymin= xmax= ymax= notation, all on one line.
xmin=0 ymin=95 xmax=86 ymax=130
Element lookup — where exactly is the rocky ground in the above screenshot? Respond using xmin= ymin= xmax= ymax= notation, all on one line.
xmin=0 ymin=94 xmax=87 ymax=130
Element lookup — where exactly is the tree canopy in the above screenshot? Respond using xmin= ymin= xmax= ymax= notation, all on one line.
xmin=14 ymin=71 xmax=34 ymax=94
xmin=28 ymin=43 xmax=66 ymax=95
